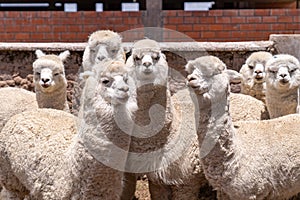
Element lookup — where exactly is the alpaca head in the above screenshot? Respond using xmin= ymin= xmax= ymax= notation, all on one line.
xmin=94 ymin=61 xmax=137 ymax=111
xmin=87 ymin=30 xmax=124 ymax=65
xmin=265 ymin=54 xmax=300 ymax=91
xmin=128 ymin=38 xmax=168 ymax=86
xmin=240 ymin=51 xmax=273 ymax=84
xmin=33 ymin=49 xmax=69 ymax=93
xmin=185 ymin=56 xmax=228 ymax=101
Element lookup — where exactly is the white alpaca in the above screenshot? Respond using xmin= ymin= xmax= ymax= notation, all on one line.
xmin=0 ymin=61 xmax=137 ymax=199
xmin=186 ymin=55 xmax=300 ymax=200
xmin=0 ymin=87 xmax=38 ymax=131
xmin=240 ymin=51 xmax=273 ymax=103
xmin=225 ymin=69 xmax=269 ymax=121
xmin=265 ymin=54 xmax=300 ymax=118
xmin=33 ymin=49 xmax=70 ymax=111
xmin=122 ymin=39 xmax=214 ymax=200
xmin=82 ymin=30 xmax=125 ymax=73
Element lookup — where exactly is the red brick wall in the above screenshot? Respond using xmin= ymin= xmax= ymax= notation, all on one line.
xmin=0 ymin=9 xmax=299 ymax=42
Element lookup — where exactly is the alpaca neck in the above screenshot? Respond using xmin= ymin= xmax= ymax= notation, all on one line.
xmin=36 ymin=88 xmax=69 ymax=111
xmin=131 ymin=83 xmax=172 ymax=150
xmin=194 ymin=87 xmax=237 ymax=188
xmin=63 ymin=100 xmax=133 ymax=198
xmin=266 ymin=84 xmax=298 ymax=118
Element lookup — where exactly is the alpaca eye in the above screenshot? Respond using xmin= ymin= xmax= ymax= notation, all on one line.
xmin=152 ymin=53 xmax=160 ymax=61
xmin=290 ymin=69 xmax=296 ymax=73
xmin=35 ymin=72 xmax=41 ymax=76
xmin=268 ymin=70 xmax=276 ymax=74
xmin=54 ymin=73 xmax=60 ymax=76
xmin=133 ymin=55 xmax=142 ymax=61
xmin=111 ymin=49 xmax=117 ymax=54
xmin=248 ymin=65 xmax=254 ymax=70
xmin=101 ymin=78 xmax=111 ymax=86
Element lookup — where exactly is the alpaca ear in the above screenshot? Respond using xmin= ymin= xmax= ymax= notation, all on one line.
xmin=217 ymin=63 xmax=226 ymax=72
xmin=35 ymin=49 xmax=45 ymax=58
xmin=185 ymin=61 xmax=195 ymax=74
xmin=59 ymin=50 xmax=70 ymax=61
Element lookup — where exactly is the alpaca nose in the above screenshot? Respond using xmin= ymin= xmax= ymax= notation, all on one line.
xmin=97 ymin=55 xmax=106 ymax=61
xmin=119 ymin=86 xmax=129 ymax=92
xmin=255 ymin=70 xmax=262 ymax=74
xmin=143 ymin=62 xmax=152 ymax=68
xmin=187 ymin=74 xmax=197 ymax=81
xmin=280 ymin=74 xmax=287 ymax=78
xmin=41 ymin=78 xmax=50 ymax=83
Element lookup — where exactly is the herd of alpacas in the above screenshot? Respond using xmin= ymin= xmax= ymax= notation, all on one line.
xmin=0 ymin=29 xmax=299 ymax=200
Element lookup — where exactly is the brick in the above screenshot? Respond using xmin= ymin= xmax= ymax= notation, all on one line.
xmin=168 ymin=17 xmax=184 ymax=24
xmin=52 ymin=25 xmax=68 ymax=32
xmin=223 ymin=10 xmax=238 ymax=16
xmin=193 ymin=24 xmax=206 ymax=31
xmin=107 ymin=17 xmax=123 ymax=24
xmin=114 ymin=11 xmax=129 ymax=17
xmin=285 ymin=23 xmax=300 ymax=30
xmin=286 ymin=9 xmax=300 ymax=16
xmin=239 ymin=24 xmax=256 ymax=30
xmin=262 ymin=16 xmax=278 ymax=23
xmin=293 ymin=16 xmax=300 ymax=22
xmin=208 ymin=10 xmax=223 ymax=16
xmin=271 ymin=24 xmax=286 ymax=30
xmin=270 ymin=9 xmax=286 ymax=16
xmin=199 ymin=17 xmax=215 ymax=23
xmin=52 ymin=11 xmax=67 ymax=18
xmin=68 ymin=25 xmax=83 ymax=32
xmin=277 ymin=16 xmax=293 ymax=23
xmin=66 ymin=12 xmax=82 ymax=18
xmin=15 ymin=33 xmax=30 ymax=40
xmin=192 ymin=11 xmax=209 ymax=17
xmin=123 ymin=17 xmax=139 ymax=25
xmin=215 ymin=31 xmax=232 ymax=38
xmin=201 ymin=31 xmax=216 ymax=38
xmin=177 ymin=11 xmax=193 ymax=17
xmin=232 ymin=31 xmax=248 ymax=38
xmin=246 ymin=16 xmax=262 ymax=23
xmin=254 ymin=9 xmax=270 ymax=16
xmin=5 ymin=12 xmax=20 ymax=18
xmin=177 ymin=24 xmax=193 ymax=32
xmin=37 ymin=11 xmax=52 ymax=18
xmin=185 ymin=31 xmax=201 ymax=40
xmin=163 ymin=10 xmax=177 ymax=17
xmin=223 ymin=24 xmax=239 ymax=31
xmin=239 ymin=10 xmax=254 ymax=16
xmin=37 ymin=25 xmax=52 ymax=32
xmin=164 ymin=25 xmax=177 ymax=30
xmin=184 ymin=17 xmax=200 ymax=24
xmin=209 ymin=24 xmax=224 ymax=31
xmin=215 ymin=17 xmax=231 ymax=23
xmin=231 ymin=17 xmax=246 ymax=23
xmin=255 ymin=24 xmax=271 ymax=30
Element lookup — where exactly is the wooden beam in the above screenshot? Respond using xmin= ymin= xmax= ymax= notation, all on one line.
xmin=142 ymin=0 xmax=163 ymax=41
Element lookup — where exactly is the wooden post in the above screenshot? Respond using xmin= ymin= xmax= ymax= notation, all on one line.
xmin=142 ymin=0 xmax=163 ymax=41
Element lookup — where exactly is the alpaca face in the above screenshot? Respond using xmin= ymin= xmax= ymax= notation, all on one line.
xmin=98 ymin=73 xmax=131 ymax=105
xmin=185 ymin=56 xmax=228 ymax=97
xmin=90 ymin=43 xmax=121 ymax=65
xmin=266 ymin=55 xmax=300 ymax=90
xmin=131 ymin=50 xmax=168 ymax=86
xmin=243 ymin=52 xmax=272 ymax=84
xmin=34 ymin=64 xmax=67 ymax=93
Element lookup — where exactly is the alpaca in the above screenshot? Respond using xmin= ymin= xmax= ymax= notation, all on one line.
xmin=265 ymin=54 xmax=300 ymax=118
xmin=33 ymin=49 xmax=70 ymax=111
xmin=239 ymin=51 xmax=273 ymax=103
xmin=82 ymin=30 xmax=126 ymax=74
xmin=0 ymin=61 xmax=137 ymax=199
xmin=122 ymin=39 xmax=215 ymax=200
xmin=186 ymin=55 xmax=300 ymax=200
